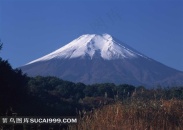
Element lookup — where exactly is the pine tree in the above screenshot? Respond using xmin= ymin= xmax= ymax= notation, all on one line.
xmin=0 ymin=43 xmax=28 ymax=115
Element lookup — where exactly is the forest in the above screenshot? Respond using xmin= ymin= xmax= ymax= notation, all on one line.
xmin=1 ymin=43 xmax=183 ymax=129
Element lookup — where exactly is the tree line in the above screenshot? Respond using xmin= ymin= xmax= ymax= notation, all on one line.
xmin=0 ymin=43 xmax=183 ymax=117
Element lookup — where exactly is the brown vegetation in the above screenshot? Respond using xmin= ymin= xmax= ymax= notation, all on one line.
xmin=70 ymin=99 xmax=183 ymax=130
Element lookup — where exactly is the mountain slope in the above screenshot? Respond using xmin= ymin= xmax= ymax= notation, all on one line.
xmin=20 ymin=34 xmax=183 ymax=87
xmin=26 ymin=34 xmax=146 ymax=64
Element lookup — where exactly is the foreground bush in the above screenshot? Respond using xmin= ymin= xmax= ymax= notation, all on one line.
xmin=70 ymin=99 xmax=183 ymax=130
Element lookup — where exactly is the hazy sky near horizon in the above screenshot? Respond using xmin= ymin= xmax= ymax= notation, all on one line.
xmin=0 ymin=0 xmax=183 ymax=71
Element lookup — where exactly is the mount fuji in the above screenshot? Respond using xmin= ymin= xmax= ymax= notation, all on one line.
xmin=20 ymin=34 xmax=183 ymax=87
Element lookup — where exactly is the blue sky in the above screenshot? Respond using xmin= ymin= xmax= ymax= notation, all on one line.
xmin=0 ymin=0 xmax=183 ymax=71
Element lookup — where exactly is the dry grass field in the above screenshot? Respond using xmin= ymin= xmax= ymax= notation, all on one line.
xmin=70 ymin=99 xmax=183 ymax=130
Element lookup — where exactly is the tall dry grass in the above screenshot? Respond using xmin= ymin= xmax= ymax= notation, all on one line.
xmin=69 ymin=99 xmax=183 ymax=130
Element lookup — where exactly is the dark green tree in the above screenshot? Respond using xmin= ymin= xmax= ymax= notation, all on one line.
xmin=96 ymin=83 xmax=116 ymax=98
xmin=117 ymin=84 xmax=135 ymax=100
xmin=0 ymin=44 xmax=28 ymax=115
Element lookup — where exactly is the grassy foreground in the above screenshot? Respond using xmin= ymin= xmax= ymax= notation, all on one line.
xmin=70 ymin=99 xmax=183 ymax=130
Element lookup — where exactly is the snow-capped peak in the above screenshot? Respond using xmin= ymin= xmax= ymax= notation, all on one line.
xmin=27 ymin=34 xmax=147 ymax=65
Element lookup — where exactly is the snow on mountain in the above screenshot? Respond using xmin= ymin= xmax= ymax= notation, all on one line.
xmin=20 ymin=33 xmax=183 ymax=87
xmin=27 ymin=34 xmax=147 ymax=65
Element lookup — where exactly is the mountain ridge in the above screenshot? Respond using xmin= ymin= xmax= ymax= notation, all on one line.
xmin=20 ymin=34 xmax=183 ymax=87
xmin=26 ymin=34 xmax=148 ymax=65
